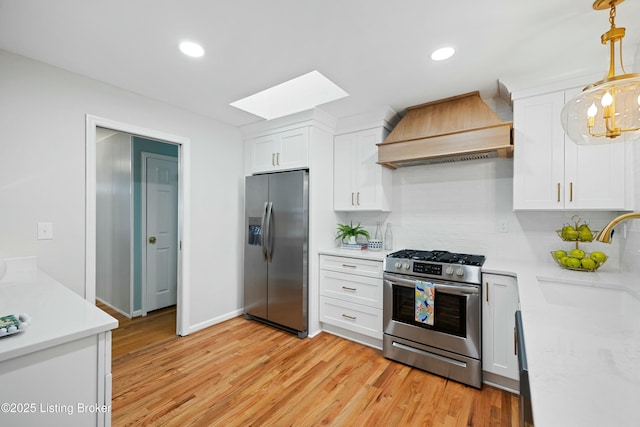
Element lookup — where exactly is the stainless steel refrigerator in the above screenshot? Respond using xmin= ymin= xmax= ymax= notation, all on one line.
xmin=244 ymin=169 xmax=308 ymax=338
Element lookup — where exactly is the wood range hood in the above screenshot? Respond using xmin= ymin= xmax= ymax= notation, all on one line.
xmin=377 ymin=91 xmax=513 ymax=168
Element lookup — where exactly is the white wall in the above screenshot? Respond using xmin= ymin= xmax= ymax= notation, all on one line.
xmin=96 ymin=130 xmax=132 ymax=315
xmin=0 ymin=49 xmax=244 ymax=330
xmin=345 ymin=158 xmax=626 ymax=269
xmin=621 ymin=140 xmax=640 ymax=274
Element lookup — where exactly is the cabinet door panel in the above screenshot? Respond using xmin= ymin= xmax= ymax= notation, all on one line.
xmin=333 ymin=133 xmax=358 ymax=211
xmin=565 ymin=140 xmax=626 ymax=209
xmin=356 ymin=130 xmax=384 ymax=210
xmin=482 ymin=274 xmax=519 ymax=381
xmin=278 ymin=128 xmax=309 ymax=171
xmin=251 ymin=134 xmax=278 ymax=173
xmin=513 ymin=92 xmax=565 ymax=210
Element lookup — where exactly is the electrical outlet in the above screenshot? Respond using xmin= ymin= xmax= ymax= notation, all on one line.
xmin=37 ymin=222 xmax=53 ymax=240
xmin=498 ymin=220 xmax=509 ymax=233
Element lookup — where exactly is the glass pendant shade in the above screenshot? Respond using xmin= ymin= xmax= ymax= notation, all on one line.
xmin=561 ymin=77 xmax=640 ymax=144
xmin=560 ymin=0 xmax=640 ymax=145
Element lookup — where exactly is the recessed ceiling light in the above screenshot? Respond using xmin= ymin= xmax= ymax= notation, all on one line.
xmin=179 ymin=41 xmax=205 ymax=58
xmin=230 ymin=70 xmax=349 ymax=120
xmin=431 ymin=47 xmax=455 ymax=61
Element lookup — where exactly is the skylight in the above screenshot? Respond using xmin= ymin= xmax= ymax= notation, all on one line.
xmin=230 ymin=70 xmax=349 ymax=120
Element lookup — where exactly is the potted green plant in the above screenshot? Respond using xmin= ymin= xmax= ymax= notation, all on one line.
xmin=336 ymin=221 xmax=370 ymax=244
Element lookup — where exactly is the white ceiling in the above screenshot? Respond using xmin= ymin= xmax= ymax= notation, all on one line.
xmin=1 ymin=0 xmax=640 ymax=127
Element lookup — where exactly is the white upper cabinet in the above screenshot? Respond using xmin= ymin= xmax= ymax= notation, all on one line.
xmin=249 ymin=127 xmax=309 ymax=174
xmin=334 ymin=127 xmax=392 ymax=211
xmin=513 ymin=87 xmax=632 ymax=210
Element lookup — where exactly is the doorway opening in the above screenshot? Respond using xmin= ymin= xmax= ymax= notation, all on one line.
xmin=86 ymin=115 xmax=190 ymax=338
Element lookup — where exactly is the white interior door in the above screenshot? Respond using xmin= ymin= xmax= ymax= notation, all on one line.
xmin=143 ymin=153 xmax=178 ymax=312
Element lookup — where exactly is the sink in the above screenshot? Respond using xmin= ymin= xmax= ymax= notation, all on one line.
xmin=538 ymin=279 xmax=640 ymax=317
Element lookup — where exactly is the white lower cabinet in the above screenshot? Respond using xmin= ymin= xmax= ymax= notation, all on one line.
xmin=319 ymin=254 xmax=383 ymax=344
xmin=482 ymin=273 xmax=519 ymax=389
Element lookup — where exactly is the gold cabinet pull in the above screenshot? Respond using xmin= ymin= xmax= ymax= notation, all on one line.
xmin=272 ymin=153 xmax=276 ymax=166
xmin=357 ymin=192 xmax=360 ymax=205
xmin=148 ymin=236 xmax=157 ymax=244
xmin=570 ymin=182 xmax=573 ymax=202
xmin=557 ymin=183 xmax=561 ymax=202
xmin=351 ymin=192 xmax=355 ymax=206
xmin=276 ymin=152 xmax=280 ymax=166
xmin=342 ymin=264 xmax=357 ymax=269
xmin=342 ymin=286 xmax=357 ymax=291
xmin=485 ymin=282 xmax=489 ymax=302
xmin=342 ymin=314 xmax=357 ymax=320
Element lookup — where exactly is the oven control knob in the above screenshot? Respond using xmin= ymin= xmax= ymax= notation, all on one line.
xmin=455 ymin=268 xmax=464 ymax=277
xmin=445 ymin=266 xmax=454 ymax=275
xmin=404 ymin=263 xmax=411 ymax=270
xmin=395 ymin=262 xmax=402 ymax=269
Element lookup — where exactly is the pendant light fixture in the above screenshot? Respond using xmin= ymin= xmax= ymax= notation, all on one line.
xmin=561 ymin=0 xmax=640 ymax=145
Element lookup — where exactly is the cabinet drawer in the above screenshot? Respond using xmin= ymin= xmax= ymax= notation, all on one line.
xmin=320 ymin=255 xmax=383 ymax=278
xmin=319 ymin=270 xmax=381 ymax=308
xmin=319 ymin=296 xmax=382 ymax=339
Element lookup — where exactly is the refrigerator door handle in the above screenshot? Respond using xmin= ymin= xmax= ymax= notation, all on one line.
xmin=260 ymin=202 xmax=269 ymax=262
xmin=265 ymin=202 xmax=274 ymax=262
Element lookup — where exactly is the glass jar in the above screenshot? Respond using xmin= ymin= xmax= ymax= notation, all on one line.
xmin=384 ymin=223 xmax=393 ymax=250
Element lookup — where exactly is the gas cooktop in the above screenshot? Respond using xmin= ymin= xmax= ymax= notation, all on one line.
xmin=386 ymin=249 xmax=485 ymax=267
xmin=384 ymin=249 xmax=485 ymax=284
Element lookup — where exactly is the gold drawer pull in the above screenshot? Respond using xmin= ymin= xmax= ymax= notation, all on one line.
xmin=557 ymin=183 xmax=561 ymax=202
xmin=342 ymin=314 xmax=357 ymax=320
xmin=342 ymin=264 xmax=357 ymax=269
xmin=342 ymin=286 xmax=357 ymax=291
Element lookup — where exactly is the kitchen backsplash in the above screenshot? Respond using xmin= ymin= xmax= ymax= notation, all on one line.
xmin=341 ymin=157 xmax=627 ymax=271
xmin=621 ymin=141 xmax=640 ymax=275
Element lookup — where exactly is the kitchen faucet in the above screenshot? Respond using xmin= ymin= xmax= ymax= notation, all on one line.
xmin=594 ymin=212 xmax=640 ymax=243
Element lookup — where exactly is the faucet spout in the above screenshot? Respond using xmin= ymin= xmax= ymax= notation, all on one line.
xmin=594 ymin=212 xmax=640 ymax=243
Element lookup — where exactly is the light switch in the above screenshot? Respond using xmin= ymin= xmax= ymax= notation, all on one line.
xmin=37 ymin=222 xmax=53 ymax=240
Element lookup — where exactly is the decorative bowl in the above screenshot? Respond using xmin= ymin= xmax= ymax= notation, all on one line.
xmin=550 ymin=251 xmax=608 ymax=272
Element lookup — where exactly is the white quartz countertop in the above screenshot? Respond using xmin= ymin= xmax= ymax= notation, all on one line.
xmin=0 ymin=258 xmax=118 ymax=363
xmin=318 ymin=247 xmax=390 ymax=261
xmin=483 ymin=257 xmax=640 ymax=427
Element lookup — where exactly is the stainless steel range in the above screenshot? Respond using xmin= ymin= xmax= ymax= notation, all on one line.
xmin=383 ymin=249 xmax=485 ymax=388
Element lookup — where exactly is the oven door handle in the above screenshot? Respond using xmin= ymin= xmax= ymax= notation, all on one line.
xmin=383 ymin=274 xmax=479 ymax=296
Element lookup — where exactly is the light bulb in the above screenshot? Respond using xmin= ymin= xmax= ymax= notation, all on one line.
xmin=587 ymin=103 xmax=598 ymax=118
xmin=601 ymin=91 xmax=613 ymax=107
xmin=637 ymin=94 xmax=640 ymax=106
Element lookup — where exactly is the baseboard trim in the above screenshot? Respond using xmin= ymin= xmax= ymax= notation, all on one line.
xmin=186 ymin=308 xmax=244 ymax=335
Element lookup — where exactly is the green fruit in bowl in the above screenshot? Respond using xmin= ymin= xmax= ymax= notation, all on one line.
xmin=590 ymin=251 xmax=607 ymax=263
xmin=559 ymin=256 xmax=570 ymax=266
xmin=569 ymin=248 xmax=586 ymax=259
xmin=581 ymin=258 xmax=597 ymax=270
xmin=578 ymin=224 xmax=590 ymax=231
xmin=553 ymin=250 xmax=567 ymax=260
xmin=566 ymin=257 xmax=582 ymax=268
xmin=578 ymin=228 xmax=593 ymax=241
xmin=561 ymin=225 xmax=578 ymax=240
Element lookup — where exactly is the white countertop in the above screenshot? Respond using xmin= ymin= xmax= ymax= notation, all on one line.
xmin=318 ymin=247 xmax=390 ymax=261
xmin=483 ymin=257 xmax=640 ymax=427
xmin=0 ymin=258 xmax=118 ymax=363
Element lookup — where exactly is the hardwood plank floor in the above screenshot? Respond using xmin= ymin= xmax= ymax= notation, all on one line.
xmin=109 ymin=315 xmax=518 ymax=426
xmin=97 ymin=302 xmax=176 ymax=359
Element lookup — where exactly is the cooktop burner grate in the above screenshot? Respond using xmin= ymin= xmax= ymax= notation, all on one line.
xmin=387 ymin=249 xmax=485 ymax=267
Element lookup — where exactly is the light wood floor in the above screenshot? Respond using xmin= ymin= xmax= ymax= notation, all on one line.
xmin=105 ymin=311 xmax=518 ymax=426
xmin=97 ymin=302 xmax=177 ymax=359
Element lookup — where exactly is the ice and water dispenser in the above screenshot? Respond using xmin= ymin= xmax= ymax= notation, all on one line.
xmin=248 ymin=217 xmax=262 ymax=245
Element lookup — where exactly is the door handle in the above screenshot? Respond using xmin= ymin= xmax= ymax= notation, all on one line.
xmin=148 ymin=236 xmax=157 ymax=244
